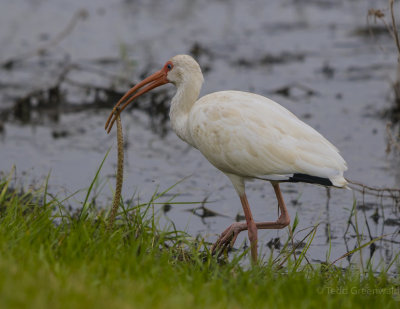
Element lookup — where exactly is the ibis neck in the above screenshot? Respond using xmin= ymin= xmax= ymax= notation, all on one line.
xmin=169 ymin=77 xmax=202 ymax=146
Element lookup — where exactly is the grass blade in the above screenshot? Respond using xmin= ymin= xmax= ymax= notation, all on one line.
xmin=79 ymin=148 xmax=111 ymax=220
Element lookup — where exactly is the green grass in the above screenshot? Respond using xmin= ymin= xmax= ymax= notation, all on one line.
xmin=0 ymin=173 xmax=399 ymax=308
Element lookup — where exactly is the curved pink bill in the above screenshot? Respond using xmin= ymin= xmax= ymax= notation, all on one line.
xmin=105 ymin=70 xmax=168 ymax=133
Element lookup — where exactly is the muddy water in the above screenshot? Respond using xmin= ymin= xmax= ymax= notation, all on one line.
xmin=0 ymin=0 xmax=399 ymax=268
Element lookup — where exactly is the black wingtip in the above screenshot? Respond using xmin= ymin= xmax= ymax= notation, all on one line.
xmin=286 ymin=173 xmax=333 ymax=186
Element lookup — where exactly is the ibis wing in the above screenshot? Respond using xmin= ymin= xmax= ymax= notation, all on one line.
xmin=189 ymin=91 xmax=347 ymax=186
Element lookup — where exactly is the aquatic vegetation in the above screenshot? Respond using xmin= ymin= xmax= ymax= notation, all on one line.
xmin=368 ymin=0 xmax=400 ymax=120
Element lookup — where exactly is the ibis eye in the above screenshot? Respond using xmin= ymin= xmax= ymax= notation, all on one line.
xmin=167 ymin=63 xmax=172 ymax=70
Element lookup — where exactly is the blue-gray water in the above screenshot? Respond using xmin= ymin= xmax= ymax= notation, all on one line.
xmin=0 ymin=0 xmax=399 ymax=269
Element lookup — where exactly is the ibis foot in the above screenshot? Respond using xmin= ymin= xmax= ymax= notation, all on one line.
xmin=211 ymin=222 xmax=247 ymax=256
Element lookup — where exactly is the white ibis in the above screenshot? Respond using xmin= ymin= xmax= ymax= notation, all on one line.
xmin=105 ymin=54 xmax=347 ymax=262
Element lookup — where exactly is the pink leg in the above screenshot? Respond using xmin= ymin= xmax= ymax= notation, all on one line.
xmin=212 ymin=183 xmax=290 ymax=261
xmin=241 ymin=194 xmax=258 ymax=262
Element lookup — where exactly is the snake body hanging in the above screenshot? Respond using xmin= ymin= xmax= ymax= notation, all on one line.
xmin=107 ymin=113 xmax=124 ymax=230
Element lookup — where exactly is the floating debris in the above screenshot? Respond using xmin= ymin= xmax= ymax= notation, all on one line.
xmin=235 ymin=213 xmax=245 ymax=222
xmin=52 ymin=129 xmax=69 ymax=139
xmin=370 ymin=208 xmax=380 ymax=224
xmin=320 ymin=61 xmax=335 ymax=79
xmin=234 ymin=52 xmax=305 ymax=68
xmin=384 ymin=218 xmax=400 ymax=226
xmin=187 ymin=205 xmax=224 ymax=219
xmin=270 ymin=83 xmax=318 ymax=99
xmin=162 ymin=204 xmax=172 ymax=214
xmin=267 ymin=237 xmax=281 ymax=250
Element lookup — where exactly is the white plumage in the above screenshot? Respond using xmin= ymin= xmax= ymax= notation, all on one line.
xmin=105 ymin=54 xmax=347 ymax=262
xmin=189 ymin=91 xmax=347 ymax=189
